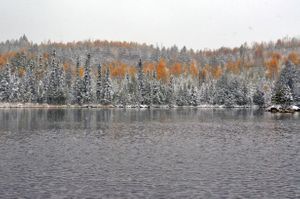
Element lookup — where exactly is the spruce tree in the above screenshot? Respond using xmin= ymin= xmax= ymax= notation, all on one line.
xmin=96 ymin=63 xmax=103 ymax=103
xmin=137 ymin=59 xmax=146 ymax=105
xmin=46 ymin=50 xmax=66 ymax=104
xmin=272 ymin=83 xmax=293 ymax=106
xmin=253 ymin=88 xmax=265 ymax=107
xmin=72 ymin=58 xmax=84 ymax=104
xmin=151 ymin=71 xmax=163 ymax=105
xmin=102 ymin=67 xmax=113 ymax=105
xmin=166 ymin=76 xmax=175 ymax=106
xmin=190 ymin=85 xmax=198 ymax=106
xmin=24 ymin=60 xmax=37 ymax=103
xmin=9 ymin=72 xmax=21 ymax=103
xmin=0 ymin=64 xmax=11 ymax=102
xmin=82 ymin=54 xmax=93 ymax=104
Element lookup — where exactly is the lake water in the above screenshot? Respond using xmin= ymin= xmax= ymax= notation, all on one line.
xmin=0 ymin=109 xmax=299 ymax=198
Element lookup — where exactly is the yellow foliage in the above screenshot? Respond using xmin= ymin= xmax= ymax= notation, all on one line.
xmin=287 ymin=52 xmax=300 ymax=65
xmin=111 ymin=62 xmax=128 ymax=78
xmin=211 ymin=66 xmax=222 ymax=80
xmin=265 ymin=57 xmax=279 ymax=79
xmin=190 ymin=62 xmax=198 ymax=78
xmin=128 ymin=66 xmax=136 ymax=77
xmin=143 ymin=62 xmax=155 ymax=74
xmin=18 ymin=67 xmax=26 ymax=77
xmin=63 ymin=62 xmax=70 ymax=71
xmin=170 ymin=62 xmax=182 ymax=76
xmin=79 ymin=67 xmax=84 ymax=77
xmin=156 ymin=58 xmax=168 ymax=80
xmin=226 ymin=60 xmax=240 ymax=74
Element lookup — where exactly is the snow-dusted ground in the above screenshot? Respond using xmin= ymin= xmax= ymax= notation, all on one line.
xmin=266 ymin=104 xmax=300 ymax=112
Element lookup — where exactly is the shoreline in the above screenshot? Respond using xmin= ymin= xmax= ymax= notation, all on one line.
xmin=0 ymin=103 xmax=256 ymax=109
xmin=1 ymin=103 xmax=299 ymax=113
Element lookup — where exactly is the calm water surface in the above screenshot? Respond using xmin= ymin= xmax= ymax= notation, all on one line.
xmin=0 ymin=109 xmax=299 ymax=198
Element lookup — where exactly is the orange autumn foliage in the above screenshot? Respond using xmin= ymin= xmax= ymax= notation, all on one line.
xmin=18 ymin=67 xmax=26 ymax=77
xmin=170 ymin=63 xmax=182 ymax=76
xmin=190 ymin=62 xmax=198 ymax=78
xmin=111 ymin=62 xmax=128 ymax=78
xmin=79 ymin=67 xmax=84 ymax=77
xmin=156 ymin=59 xmax=168 ymax=80
xmin=143 ymin=62 xmax=155 ymax=74
xmin=287 ymin=52 xmax=300 ymax=65
xmin=211 ymin=66 xmax=222 ymax=79
xmin=265 ymin=56 xmax=279 ymax=79
xmin=43 ymin=52 xmax=49 ymax=59
xmin=63 ymin=62 xmax=70 ymax=71
xmin=270 ymin=52 xmax=282 ymax=61
xmin=201 ymin=64 xmax=211 ymax=79
xmin=201 ymin=68 xmax=208 ymax=80
xmin=0 ymin=51 xmax=18 ymax=67
xmin=128 ymin=66 xmax=137 ymax=77
xmin=0 ymin=56 xmax=5 ymax=67
xmin=182 ymin=64 xmax=189 ymax=76
xmin=226 ymin=60 xmax=240 ymax=74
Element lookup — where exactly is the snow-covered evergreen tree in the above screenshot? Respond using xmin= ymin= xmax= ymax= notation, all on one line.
xmin=9 ymin=72 xmax=21 ymax=103
xmin=166 ymin=75 xmax=175 ymax=106
xmin=72 ymin=58 xmax=84 ymax=104
xmin=82 ymin=54 xmax=93 ymax=104
xmin=176 ymin=84 xmax=189 ymax=106
xmin=152 ymin=71 xmax=165 ymax=105
xmin=102 ymin=67 xmax=113 ymax=105
xmin=272 ymin=83 xmax=293 ymax=106
xmin=96 ymin=63 xmax=103 ymax=103
xmin=115 ymin=73 xmax=133 ymax=107
xmin=23 ymin=61 xmax=37 ymax=103
xmin=46 ymin=50 xmax=66 ymax=104
xmin=253 ymin=88 xmax=265 ymax=107
xmin=142 ymin=72 xmax=152 ymax=106
xmin=0 ymin=64 xmax=11 ymax=102
xmin=137 ymin=59 xmax=146 ymax=105
xmin=189 ymin=85 xmax=198 ymax=106
xmin=278 ymin=61 xmax=298 ymax=99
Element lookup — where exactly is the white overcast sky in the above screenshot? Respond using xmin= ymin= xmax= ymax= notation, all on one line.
xmin=0 ymin=0 xmax=300 ymax=49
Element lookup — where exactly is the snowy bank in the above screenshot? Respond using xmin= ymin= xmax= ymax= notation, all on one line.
xmin=266 ymin=105 xmax=300 ymax=113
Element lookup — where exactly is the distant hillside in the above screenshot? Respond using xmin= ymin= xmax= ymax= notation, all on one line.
xmin=1 ymin=35 xmax=300 ymax=67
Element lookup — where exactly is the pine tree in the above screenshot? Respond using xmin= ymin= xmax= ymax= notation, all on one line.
xmin=96 ymin=63 xmax=103 ymax=103
xmin=0 ymin=64 xmax=11 ymax=102
xmin=72 ymin=58 xmax=84 ymax=104
xmin=9 ymin=72 xmax=21 ymax=103
xmin=253 ymin=88 xmax=265 ymax=107
xmin=137 ymin=59 xmax=146 ymax=105
xmin=166 ymin=75 xmax=175 ymax=106
xmin=122 ymin=73 xmax=133 ymax=106
xmin=82 ymin=54 xmax=93 ymax=104
xmin=46 ymin=50 xmax=66 ymax=104
xmin=213 ymin=75 xmax=228 ymax=105
xmin=24 ymin=60 xmax=37 ymax=103
xmin=176 ymin=84 xmax=189 ymax=106
xmin=102 ymin=67 xmax=113 ymax=105
xmin=278 ymin=61 xmax=298 ymax=100
xmin=272 ymin=83 xmax=293 ymax=106
xmin=189 ymin=85 xmax=198 ymax=106
xmin=152 ymin=71 xmax=164 ymax=105
xmin=116 ymin=73 xmax=131 ymax=107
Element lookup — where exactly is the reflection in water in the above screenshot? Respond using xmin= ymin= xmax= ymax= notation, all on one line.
xmin=1 ymin=108 xmax=298 ymax=131
xmin=0 ymin=108 xmax=299 ymax=198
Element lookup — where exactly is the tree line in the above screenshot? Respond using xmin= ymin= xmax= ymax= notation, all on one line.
xmin=0 ymin=35 xmax=300 ymax=107
xmin=0 ymin=49 xmax=299 ymax=107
